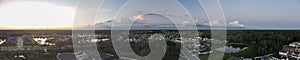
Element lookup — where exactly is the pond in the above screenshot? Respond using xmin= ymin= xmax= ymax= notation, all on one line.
xmin=216 ymin=46 xmax=248 ymax=53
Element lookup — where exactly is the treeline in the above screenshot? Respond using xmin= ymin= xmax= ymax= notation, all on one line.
xmin=161 ymin=30 xmax=300 ymax=57
xmin=84 ymin=30 xmax=300 ymax=59
xmin=19 ymin=30 xmax=300 ymax=59
xmin=226 ymin=30 xmax=300 ymax=56
xmin=96 ymin=30 xmax=182 ymax=60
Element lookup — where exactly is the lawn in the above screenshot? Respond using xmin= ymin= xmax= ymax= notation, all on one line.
xmin=199 ymin=54 xmax=209 ymax=60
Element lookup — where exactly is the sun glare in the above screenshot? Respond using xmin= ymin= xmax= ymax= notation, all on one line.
xmin=0 ymin=1 xmax=75 ymax=29
xmin=134 ymin=15 xmax=145 ymax=21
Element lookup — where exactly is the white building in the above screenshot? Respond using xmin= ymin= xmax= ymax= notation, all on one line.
xmin=90 ymin=38 xmax=110 ymax=43
xmin=0 ymin=39 xmax=6 ymax=45
xmin=289 ymin=42 xmax=300 ymax=47
xmin=14 ymin=55 xmax=26 ymax=59
xmin=279 ymin=51 xmax=288 ymax=56
xmin=33 ymin=37 xmax=55 ymax=45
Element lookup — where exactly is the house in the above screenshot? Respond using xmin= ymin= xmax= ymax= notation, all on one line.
xmin=289 ymin=42 xmax=300 ymax=47
xmin=279 ymin=50 xmax=289 ymax=56
xmin=270 ymin=54 xmax=289 ymax=60
xmin=279 ymin=45 xmax=295 ymax=56
xmin=90 ymin=38 xmax=110 ymax=43
xmin=0 ymin=39 xmax=6 ymax=45
xmin=33 ymin=37 xmax=55 ymax=45
xmin=14 ymin=55 xmax=26 ymax=59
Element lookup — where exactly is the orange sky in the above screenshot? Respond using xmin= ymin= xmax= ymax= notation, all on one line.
xmin=0 ymin=25 xmax=73 ymax=30
xmin=0 ymin=1 xmax=75 ymax=30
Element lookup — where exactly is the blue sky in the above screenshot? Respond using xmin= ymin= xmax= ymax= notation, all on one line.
xmin=2 ymin=0 xmax=300 ymax=29
xmin=220 ymin=0 xmax=300 ymax=28
xmin=97 ymin=0 xmax=300 ymax=29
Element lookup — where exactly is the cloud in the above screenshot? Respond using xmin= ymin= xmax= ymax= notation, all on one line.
xmin=202 ymin=20 xmax=226 ymax=26
xmin=227 ymin=20 xmax=245 ymax=27
xmin=81 ymin=11 xmax=246 ymax=30
xmin=133 ymin=15 xmax=145 ymax=20
xmin=182 ymin=20 xmax=197 ymax=26
xmin=82 ymin=13 xmax=179 ymax=30
xmin=201 ymin=20 xmax=245 ymax=27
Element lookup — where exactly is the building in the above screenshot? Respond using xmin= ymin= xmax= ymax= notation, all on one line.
xmin=14 ymin=55 xmax=26 ymax=59
xmin=90 ymin=38 xmax=110 ymax=43
xmin=279 ymin=45 xmax=295 ymax=56
xmin=289 ymin=42 xmax=300 ymax=47
xmin=0 ymin=39 xmax=6 ymax=45
xmin=33 ymin=37 xmax=55 ymax=45
xmin=279 ymin=50 xmax=289 ymax=56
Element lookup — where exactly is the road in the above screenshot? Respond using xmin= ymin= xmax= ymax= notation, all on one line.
xmin=15 ymin=37 xmax=24 ymax=50
xmin=181 ymin=47 xmax=200 ymax=60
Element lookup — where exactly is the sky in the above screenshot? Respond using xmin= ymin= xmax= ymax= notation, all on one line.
xmin=220 ymin=0 xmax=300 ymax=29
xmin=1 ymin=0 xmax=300 ymax=29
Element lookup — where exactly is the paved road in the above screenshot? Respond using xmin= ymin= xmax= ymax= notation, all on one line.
xmin=15 ymin=37 xmax=24 ymax=50
xmin=181 ymin=47 xmax=200 ymax=60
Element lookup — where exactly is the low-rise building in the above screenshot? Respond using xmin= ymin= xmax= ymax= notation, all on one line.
xmin=0 ymin=39 xmax=6 ymax=45
xmin=33 ymin=37 xmax=55 ymax=45
xmin=279 ymin=45 xmax=296 ymax=56
xmin=289 ymin=42 xmax=300 ymax=47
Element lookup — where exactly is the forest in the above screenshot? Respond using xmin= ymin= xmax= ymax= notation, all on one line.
xmin=97 ymin=30 xmax=300 ymax=59
xmin=0 ymin=30 xmax=299 ymax=60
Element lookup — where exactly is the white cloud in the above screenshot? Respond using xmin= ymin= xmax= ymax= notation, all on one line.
xmin=227 ymin=20 xmax=245 ymax=27
xmin=202 ymin=20 xmax=226 ymax=26
xmin=201 ymin=20 xmax=245 ymax=27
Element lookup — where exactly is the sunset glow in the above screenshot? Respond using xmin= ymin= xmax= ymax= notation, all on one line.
xmin=134 ymin=15 xmax=145 ymax=21
xmin=0 ymin=1 xmax=75 ymax=29
xmin=0 ymin=25 xmax=73 ymax=30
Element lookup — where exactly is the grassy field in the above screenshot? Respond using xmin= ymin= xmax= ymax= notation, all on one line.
xmin=199 ymin=54 xmax=209 ymax=60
